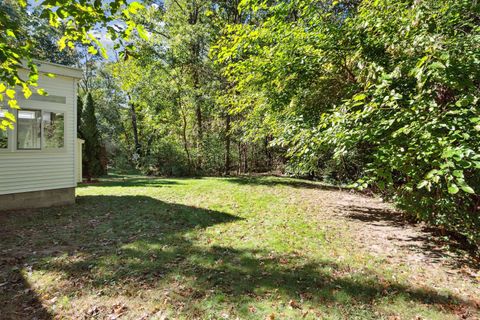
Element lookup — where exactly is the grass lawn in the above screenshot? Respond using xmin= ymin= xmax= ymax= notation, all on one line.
xmin=0 ymin=175 xmax=478 ymax=319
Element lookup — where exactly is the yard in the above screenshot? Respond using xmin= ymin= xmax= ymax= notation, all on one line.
xmin=1 ymin=175 xmax=479 ymax=319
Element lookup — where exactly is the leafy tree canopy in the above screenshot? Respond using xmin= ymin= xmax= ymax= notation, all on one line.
xmin=0 ymin=0 xmax=146 ymax=130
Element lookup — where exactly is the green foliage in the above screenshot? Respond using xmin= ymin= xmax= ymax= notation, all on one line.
xmin=140 ymin=138 xmax=191 ymax=176
xmin=26 ymin=0 xmax=475 ymax=247
xmin=81 ymin=93 xmax=105 ymax=178
xmin=325 ymin=0 xmax=480 ymax=244
xmin=91 ymin=0 xmax=279 ymax=177
xmin=77 ymin=95 xmax=83 ymax=138
xmin=0 ymin=1 xmax=40 ymax=128
xmin=215 ymin=0 xmax=480 ymax=246
xmin=0 ymin=0 xmax=146 ymax=131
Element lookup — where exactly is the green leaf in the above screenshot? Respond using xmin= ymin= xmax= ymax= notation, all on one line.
xmin=22 ymin=86 xmax=32 ymax=99
xmin=137 ymin=25 xmax=148 ymax=41
xmin=37 ymin=88 xmax=47 ymax=96
xmin=441 ymin=148 xmax=455 ymax=159
xmin=58 ymin=36 xmax=67 ymax=50
xmin=461 ymin=186 xmax=475 ymax=194
xmin=88 ymin=46 xmax=98 ymax=55
xmin=127 ymin=1 xmax=144 ymax=14
xmin=4 ymin=111 xmax=15 ymax=122
xmin=452 ymin=170 xmax=463 ymax=178
xmin=8 ymin=99 xmax=19 ymax=109
xmin=425 ymin=169 xmax=437 ymax=179
xmin=416 ymin=55 xmax=429 ymax=68
xmin=6 ymin=29 xmax=16 ymax=38
xmin=353 ymin=93 xmax=367 ymax=101
xmin=6 ymin=89 xmax=15 ymax=99
xmin=448 ymin=184 xmax=459 ymax=194
xmin=417 ymin=180 xmax=429 ymax=189
xmin=429 ymin=61 xmax=445 ymax=70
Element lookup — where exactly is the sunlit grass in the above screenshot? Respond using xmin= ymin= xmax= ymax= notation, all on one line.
xmin=0 ymin=175 xmax=475 ymax=319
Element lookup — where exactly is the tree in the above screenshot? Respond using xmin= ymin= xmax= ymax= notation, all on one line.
xmin=77 ymin=95 xmax=83 ymax=138
xmin=0 ymin=0 xmax=146 ymax=130
xmin=81 ymin=92 xmax=104 ymax=179
xmin=215 ymin=0 xmax=480 ymax=246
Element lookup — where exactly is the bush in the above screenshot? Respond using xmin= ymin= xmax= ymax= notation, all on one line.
xmin=139 ymin=138 xmax=190 ymax=176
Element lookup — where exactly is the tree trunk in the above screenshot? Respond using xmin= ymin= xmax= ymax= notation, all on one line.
xmin=182 ymin=112 xmax=191 ymax=167
xmin=265 ymin=135 xmax=273 ymax=169
xmin=129 ymin=101 xmax=141 ymax=156
xmin=179 ymin=99 xmax=191 ymax=168
xmin=195 ymin=91 xmax=203 ymax=170
xmin=224 ymin=113 xmax=231 ymax=175
xmin=243 ymin=143 xmax=248 ymax=173
xmin=145 ymin=129 xmax=157 ymax=157
xmin=188 ymin=3 xmax=203 ymax=170
xmin=237 ymin=141 xmax=242 ymax=175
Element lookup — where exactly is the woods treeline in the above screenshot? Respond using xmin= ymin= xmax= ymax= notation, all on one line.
xmin=3 ymin=0 xmax=480 ymax=249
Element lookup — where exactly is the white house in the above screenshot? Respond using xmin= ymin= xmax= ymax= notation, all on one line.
xmin=0 ymin=60 xmax=83 ymax=211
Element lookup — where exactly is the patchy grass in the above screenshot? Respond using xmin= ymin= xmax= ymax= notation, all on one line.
xmin=0 ymin=175 xmax=478 ymax=319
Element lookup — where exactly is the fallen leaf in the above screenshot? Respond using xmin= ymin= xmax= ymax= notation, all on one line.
xmin=110 ymin=303 xmax=128 ymax=318
xmin=288 ymin=299 xmax=301 ymax=309
xmin=87 ymin=305 xmax=100 ymax=316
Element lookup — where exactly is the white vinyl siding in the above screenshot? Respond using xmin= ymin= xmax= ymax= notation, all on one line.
xmin=0 ymin=71 xmax=77 ymax=195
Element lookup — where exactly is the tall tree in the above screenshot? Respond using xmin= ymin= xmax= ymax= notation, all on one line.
xmin=215 ymin=0 xmax=480 ymax=245
xmin=77 ymin=95 xmax=83 ymax=138
xmin=81 ymin=93 xmax=104 ymax=179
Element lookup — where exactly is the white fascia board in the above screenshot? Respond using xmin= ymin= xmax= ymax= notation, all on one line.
xmin=21 ymin=59 xmax=83 ymax=79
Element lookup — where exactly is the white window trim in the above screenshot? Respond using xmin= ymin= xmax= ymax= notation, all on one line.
xmin=41 ymin=110 xmax=67 ymax=152
xmin=16 ymin=109 xmax=42 ymax=151
xmin=0 ymin=108 xmax=14 ymax=153
xmin=0 ymin=108 xmax=67 ymax=153
xmin=0 ymin=130 xmax=10 ymax=152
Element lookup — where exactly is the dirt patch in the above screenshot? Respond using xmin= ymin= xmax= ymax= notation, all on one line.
xmin=302 ymin=188 xmax=480 ymax=308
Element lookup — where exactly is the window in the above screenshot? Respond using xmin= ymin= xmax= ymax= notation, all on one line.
xmin=17 ymin=110 xmax=42 ymax=150
xmin=43 ymin=112 xmax=64 ymax=148
xmin=0 ymin=130 xmax=6 ymax=149
xmin=0 ymin=110 xmax=7 ymax=149
xmin=16 ymin=109 xmax=65 ymax=151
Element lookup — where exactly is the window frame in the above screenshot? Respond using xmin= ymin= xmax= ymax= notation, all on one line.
xmin=0 ymin=108 xmax=13 ymax=153
xmin=42 ymin=111 xmax=66 ymax=150
xmin=5 ymin=108 xmax=67 ymax=153
xmin=0 ymin=129 xmax=10 ymax=152
xmin=16 ymin=109 xmax=43 ymax=151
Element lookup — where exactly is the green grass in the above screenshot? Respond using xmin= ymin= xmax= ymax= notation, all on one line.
xmin=0 ymin=175 xmax=477 ymax=319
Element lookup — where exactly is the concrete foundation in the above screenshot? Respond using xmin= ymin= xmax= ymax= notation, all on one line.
xmin=0 ymin=187 xmax=75 ymax=211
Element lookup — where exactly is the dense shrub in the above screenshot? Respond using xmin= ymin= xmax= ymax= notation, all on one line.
xmin=216 ymin=0 xmax=480 ymax=249
xmin=139 ymin=138 xmax=191 ymax=176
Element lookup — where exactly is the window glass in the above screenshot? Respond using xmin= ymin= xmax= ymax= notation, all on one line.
xmin=43 ymin=112 xmax=64 ymax=148
xmin=17 ymin=110 xmax=42 ymax=150
xmin=0 ymin=110 xmax=7 ymax=149
xmin=0 ymin=130 xmax=7 ymax=149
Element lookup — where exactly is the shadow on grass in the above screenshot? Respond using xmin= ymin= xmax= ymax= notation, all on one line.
xmin=0 ymin=195 xmax=477 ymax=318
xmin=226 ymin=176 xmax=347 ymax=191
xmin=0 ymin=267 xmax=53 ymax=320
xmin=343 ymin=205 xmax=480 ymax=271
xmin=77 ymin=177 xmax=182 ymax=188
